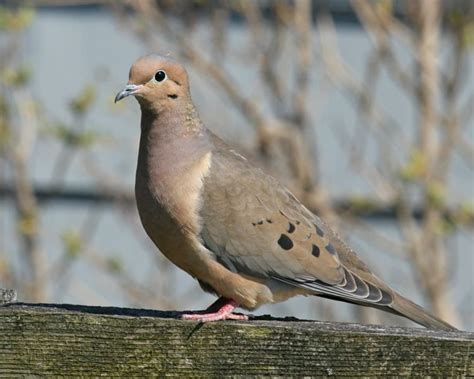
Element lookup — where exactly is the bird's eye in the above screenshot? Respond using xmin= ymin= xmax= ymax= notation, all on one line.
xmin=154 ymin=70 xmax=167 ymax=82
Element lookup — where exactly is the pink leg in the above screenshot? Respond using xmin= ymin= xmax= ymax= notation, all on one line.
xmin=181 ymin=297 xmax=248 ymax=322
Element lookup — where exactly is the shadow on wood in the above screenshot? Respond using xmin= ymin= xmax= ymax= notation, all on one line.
xmin=0 ymin=303 xmax=472 ymax=377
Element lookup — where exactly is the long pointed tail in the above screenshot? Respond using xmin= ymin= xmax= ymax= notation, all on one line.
xmin=390 ymin=293 xmax=457 ymax=331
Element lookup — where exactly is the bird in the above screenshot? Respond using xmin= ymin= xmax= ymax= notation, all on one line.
xmin=115 ymin=53 xmax=456 ymax=330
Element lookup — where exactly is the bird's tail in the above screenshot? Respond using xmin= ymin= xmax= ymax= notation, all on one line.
xmin=390 ymin=293 xmax=457 ymax=331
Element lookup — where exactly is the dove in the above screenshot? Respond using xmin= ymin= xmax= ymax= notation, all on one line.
xmin=115 ymin=54 xmax=456 ymax=330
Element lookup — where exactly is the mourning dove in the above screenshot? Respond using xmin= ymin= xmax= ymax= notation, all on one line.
xmin=115 ymin=54 xmax=455 ymax=330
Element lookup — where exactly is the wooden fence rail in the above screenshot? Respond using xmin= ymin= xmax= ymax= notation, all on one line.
xmin=0 ymin=303 xmax=472 ymax=377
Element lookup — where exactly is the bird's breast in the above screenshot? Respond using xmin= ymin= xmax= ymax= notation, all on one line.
xmin=134 ymin=149 xmax=213 ymax=269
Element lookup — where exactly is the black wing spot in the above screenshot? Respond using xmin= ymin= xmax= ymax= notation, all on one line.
xmin=251 ymin=222 xmax=256 ymax=226
xmin=257 ymin=220 xmax=263 ymax=225
xmin=311 ymin=244 xmax=320 ymax=257
xmin=167 ymin=94 xmax=178 ymax=99
xmin=287 ymin=222 xmax=295 ymax=233
xmin=278 ymin=234 xmax=294 ymax=250
xmin=325 ymin=243 xmax=336 ymax=255
xmin=266 ymin=219 xmax=272 ymax=224
xmin=315 ymin=224 xmax=324 ymax=237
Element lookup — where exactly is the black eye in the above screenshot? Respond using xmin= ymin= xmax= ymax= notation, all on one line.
xmin=154 ymin=70 xmax=166 ymax=82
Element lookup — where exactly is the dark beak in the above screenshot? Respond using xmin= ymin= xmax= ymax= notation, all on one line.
xmin=115 ymin=84 xmax=142 ymax=103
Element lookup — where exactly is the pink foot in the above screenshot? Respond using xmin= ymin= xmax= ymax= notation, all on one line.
xmin=181 ymin=297 xmax=249 ymax=322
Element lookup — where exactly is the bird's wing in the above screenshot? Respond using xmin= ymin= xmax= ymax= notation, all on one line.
xmin=200 ymin=141 xmax=393 ymax=307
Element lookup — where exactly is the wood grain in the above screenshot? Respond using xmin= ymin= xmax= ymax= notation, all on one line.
xmin=0 ymin=303 xmax=472 ymax=377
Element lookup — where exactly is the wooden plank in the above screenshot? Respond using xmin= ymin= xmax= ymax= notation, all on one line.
xmin=0 ymin=303 xmax=472 ymax=377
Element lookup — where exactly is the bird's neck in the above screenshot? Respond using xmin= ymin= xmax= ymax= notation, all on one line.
xmin=138 ymin=101 xmax=211 ymax=177
xmin=140 ymin=99 xmax=203 ymax=135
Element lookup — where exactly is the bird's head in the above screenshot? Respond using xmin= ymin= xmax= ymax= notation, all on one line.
xmin=115 ymin=54 xmax=189 ymax=112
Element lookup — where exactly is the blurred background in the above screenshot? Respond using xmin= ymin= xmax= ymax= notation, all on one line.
xmin=0 ymin=0 xmax=473 ymax=330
